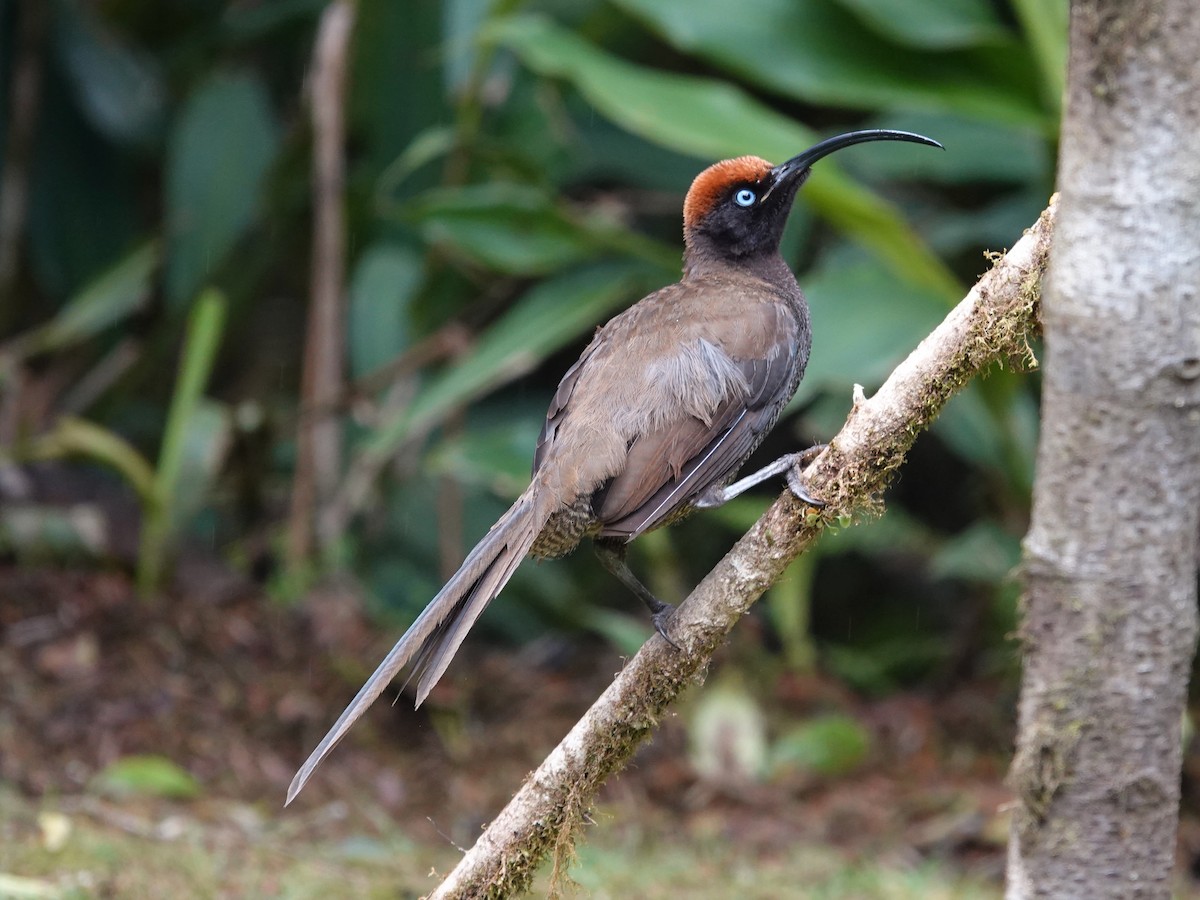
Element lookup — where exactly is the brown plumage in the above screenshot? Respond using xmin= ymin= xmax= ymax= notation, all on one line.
xmin=287 ymin=129 xmax=941 ymax=804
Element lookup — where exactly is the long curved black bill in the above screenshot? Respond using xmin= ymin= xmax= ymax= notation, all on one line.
xmin=770 ymin=129 xmax=943 ymax=182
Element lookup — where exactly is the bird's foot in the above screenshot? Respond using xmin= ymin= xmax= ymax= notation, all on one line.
xmin=648 ymin=600 xmax=680 ymax=650
xmin=595 ymin=538 xmax=682 ymax=650
xmin=788 ymin=443 xmax=828 ymax=509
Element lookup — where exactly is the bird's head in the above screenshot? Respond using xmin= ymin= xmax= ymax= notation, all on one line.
xmin=682 ymin=129 xmax=942 ymax=270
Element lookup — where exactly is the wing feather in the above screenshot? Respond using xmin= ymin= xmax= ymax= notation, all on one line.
xmin=596 ymin=304 xmax=801 ymax=538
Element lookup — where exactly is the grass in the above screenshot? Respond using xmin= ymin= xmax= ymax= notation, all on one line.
xmin=0 ymin=789 xmax=1000 ymax=899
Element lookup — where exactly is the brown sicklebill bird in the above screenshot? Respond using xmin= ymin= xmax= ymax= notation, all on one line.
xmin=287 ymin=128 xmax=941 ymax=804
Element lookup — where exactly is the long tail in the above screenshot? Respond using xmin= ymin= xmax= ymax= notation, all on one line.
xmin=286 ymin=487 xmax=554 ymax=805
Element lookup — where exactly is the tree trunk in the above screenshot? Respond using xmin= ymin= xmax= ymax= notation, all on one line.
xmin=1008 ymin=1 xmax=1200 ymax=896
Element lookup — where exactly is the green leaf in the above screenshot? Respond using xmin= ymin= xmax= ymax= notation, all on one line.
xmin=491 ymin=15 xmax=959 ymax=300
xmin=856 ymin=112 xmax=1050 ymax=185
xmin=92 ymin=754 xmax=202 ymax=799
xmin=933 ymin=375 xmax=1039 ymax=492
xmin=350 ymin=0 xmax=448 ymax=179
xmin=409 ymin=183 xmax=603 ymax=275
xmin=797 ymin=252 xmax=949 ymax=396
xmin=442 ymin=0 xmax=492 ymax=93
xmin=362 ymin=260 xmax=658 ymax=455
xmin=23 ymin=416 xmax=157 ymax=505
xmin=931 ymin=382 xmax=1013 ymax=474
xmin=925 ymin=188 xmax=1052 ymax=257
xmin=824 ymin=637 xmax=950 ymax=695
xmin=425 ymin=409 xmax=545 ymax=498
xmin=1012 ymin=0 xmax=1068 ymax=109
xmin=221 ymin=0 xmax=326 ymax=40
xmin=167 ymin=399 xmax=232 ymax=535
xmin=348 ymin=244 xmax=423 ymax=378
xmin=930 ymin=521 xmax=1021 ymax=584
xmin=139 ymin=289 xmax=229 ymax=593
xmin=583 ymin=609 xmax=657 ymax=656
xmin=771 ymin=714 xmax=871 ymax=778
xmin=610 ymin=0 xmax=1045 ymax=127
xmin=375 ymin=125 xmax=458 ymax=212
xmin=18 ymin=242 xmax=159 ymax=356
xmin=833 ymin=0 xmax=1006 ymax=49
xmin=164 ymin=72 xmax=279 ymax=311
xmin=27 ymin=76 xmax=141 ymax=300
xmin=55 ymin=1 xmax=167 ymax=146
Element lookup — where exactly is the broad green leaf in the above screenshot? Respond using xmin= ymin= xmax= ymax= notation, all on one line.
xmin=1012 ymin=0 xmax=1068 ymax=108
xmin=491 ymin=16 xmax=959 ymax=300
xmin=558 ymin=94 xmax=711 ymax=194
xmin=824 ymin=636 xmax=950 ymax=694
xmin=27 ymin=76 xmax=141 ymax=300
xmin=933 ymin=376 xmax=1039 ymax=492
xmin=930 ymin=520 xmax=1021 ymax=583
xmin=92 ymin=754 xmax=202 ymax=799
xmin=926 ymin=188 xmax=1052 ymax=257
xmin=580 ymin=608 xmax=655 ymax=657
xmin=375 ymin=126 xmax=458 ymax=213
xmin=221 ymin=0 xmax=326 ymax=40
xmin=442 ymin=0 xmax=492 ymax=93
xmin=610 ymin=0 xmax=1045 ymax=127
xmin=932 ymin=382 xmax=1015 ymax=475
xmin=19 ymin=242 xmax=159 ymax=356
xmin=363 ymin=260 xmax=660 ymax=455
xmin=797 ymin=253 xmax=949 ymax=396
xmin=855 ymin=113 xmax=1050 ymax=185
xmin=771 ymin=714 xmax=871 ymax=777
xmin=349 ymin=244 xmax=422 ymax=378
xmin=814 ymin=506 xmax=935 ymax=558
xmin=55 ymin=2 xmax=167 ymax=146
xmin=834 ymin=0 xmax=1006 ymax=49
xmin=164 ymin=72 xmax=279 ymax=311
xmin=409 ymin=183 xmax=604 ymax=275
xmin=351 ymin=0 xmax=448 ymax=179
xmin=425 ymin=408 xmax=546 ymax=497
xmin=167 ymin=399 xmax=232 ymax=535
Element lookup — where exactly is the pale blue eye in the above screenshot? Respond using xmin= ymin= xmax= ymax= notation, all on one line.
xmin=734 ymin=188 xmax=756 ymax=207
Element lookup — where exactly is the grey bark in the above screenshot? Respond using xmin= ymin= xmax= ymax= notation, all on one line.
xmin=428 ymin=201 xmax=1057 ymax=899
xmin=287 ymin=0 xmax=356 ymax=565
xmin=1007 ymin=1 xmax=1200 ymax=896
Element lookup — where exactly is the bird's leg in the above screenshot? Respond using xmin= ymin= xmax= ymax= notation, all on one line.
xmin=594 ymin=538 xmax=680 ymax=649
xmin=693 ymin=443 xmax=828 ymax=509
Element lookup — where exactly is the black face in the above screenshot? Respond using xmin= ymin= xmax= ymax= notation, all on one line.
xmin=688 ymin=129 xmax=941 ymax=265
xmin=691 ymin=169 xmax=810 ymax=261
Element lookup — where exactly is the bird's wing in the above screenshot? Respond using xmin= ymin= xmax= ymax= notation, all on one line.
xmin=532 ymin=337 xmax=597 ymax=476
xmin=594 ymin=300 xmax=801 ymax=539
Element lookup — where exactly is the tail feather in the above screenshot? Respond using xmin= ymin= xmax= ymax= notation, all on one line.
xmin=286 ymin=489 xmax=551 ymax=805
xmin=412 ymin=536 xmax=531 ymax=705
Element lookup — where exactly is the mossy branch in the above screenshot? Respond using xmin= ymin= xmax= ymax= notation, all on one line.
xmin=429 ymin=197 xmax=1059 ymax=899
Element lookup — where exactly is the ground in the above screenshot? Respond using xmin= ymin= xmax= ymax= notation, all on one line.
xmin=0 ymin=564 xmax=1196 ymax=898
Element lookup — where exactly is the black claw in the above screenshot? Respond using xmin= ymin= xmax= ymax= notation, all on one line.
xmin=787 ymin=454 xmax=827 ymax=509
xmin=794 ymin=486 xmax=826 ymax=509
xmin=651 ymin=605 xmax=681 ymax=650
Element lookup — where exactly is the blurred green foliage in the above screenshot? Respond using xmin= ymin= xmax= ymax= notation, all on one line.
xmin=0 ymin=0 xmax=1063 ymax=698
